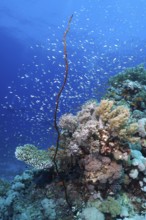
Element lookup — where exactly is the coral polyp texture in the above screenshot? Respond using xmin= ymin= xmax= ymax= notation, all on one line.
xmin=59 ymin=99 xmax=138 ymax=159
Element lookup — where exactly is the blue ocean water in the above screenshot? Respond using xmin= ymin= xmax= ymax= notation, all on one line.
xmin=0 ymin=0 xmax=146 ymax=180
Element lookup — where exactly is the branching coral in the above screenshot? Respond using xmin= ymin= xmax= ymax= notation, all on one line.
xmin=108 ymin=105 xmax=130 ymax=129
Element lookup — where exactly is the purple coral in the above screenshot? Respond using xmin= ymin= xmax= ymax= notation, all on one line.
xmin=81 ymin=154 xmax=123 ymax=186
xmin=59 ymin=113 xmax=77 ymax=133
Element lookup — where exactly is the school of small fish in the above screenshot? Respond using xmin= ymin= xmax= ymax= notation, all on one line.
xmin=1 ymin=7 xmax=146 ymax=155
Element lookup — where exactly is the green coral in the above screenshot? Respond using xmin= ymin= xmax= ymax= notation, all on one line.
xmin=131 ymin=90 xmax=146 ymax=109
xmin=109 ymin=64 xmax=146 ymax=86
xmin=15 ymin=144 xmax=53 ymax=170
xmin=105 ymin=64 xmax=146 ymax=111
xmin=99 ymin=196 xmax=122 ymax=217
xmin=0 ymin=179 xmax=10 ymax=196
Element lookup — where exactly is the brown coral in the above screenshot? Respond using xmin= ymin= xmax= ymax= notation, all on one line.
xmin=81 ymin=154 xmax=123 ymax=185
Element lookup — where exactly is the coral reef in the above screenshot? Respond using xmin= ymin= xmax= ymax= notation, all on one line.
xmin=0 ymin=170 xmax=76 ymax=220
xmin=108 ymin=64 xmax=146 ymax=86
xmin=10 ymin=97 xmax=146 ymax=219
xmin=2 ymin=65 xmax=146 ymax=219
xmin=11 ymin=97 xmax=145 ymax=219
xmin=79 ymin=207 xmax=105 ymax=220
xmin=106 ymin=64 xmax=146 ymax=111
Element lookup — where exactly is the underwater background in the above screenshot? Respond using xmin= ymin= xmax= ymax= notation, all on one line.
xmin=0 ymin=0 xmax=146 ymax=180
xmin=2 ymin=1 xmax=146 ymax=220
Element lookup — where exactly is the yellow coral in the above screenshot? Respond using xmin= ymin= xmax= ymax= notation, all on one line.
xmin=96 ymin=99 xmax=114 ymax=121
xmin=108 ymin=106 xmax=130 ymax=130
xmin=96 ymin=99 xmax=139 ymax=142
xmin=96 ymin=100 xmax=130 ymax=129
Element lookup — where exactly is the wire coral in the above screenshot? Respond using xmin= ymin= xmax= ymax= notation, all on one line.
xmin=53 ymin=14 xmax=73 ymax=209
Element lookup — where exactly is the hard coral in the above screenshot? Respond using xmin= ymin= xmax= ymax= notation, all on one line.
xmin=15 ymin=144 xmax=53 ymax=170
xmin=80 ymin=154 xmax=123 ymax=185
